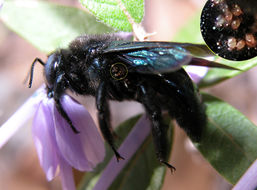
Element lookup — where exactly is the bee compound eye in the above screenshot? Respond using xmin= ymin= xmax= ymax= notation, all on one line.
xmin=200 ymin=0 xmax=257 ymax=61
xmin=45 ymin=53 xmax=60 ymax=87
xmin=110 ymin=62 xmax=128 ymax=80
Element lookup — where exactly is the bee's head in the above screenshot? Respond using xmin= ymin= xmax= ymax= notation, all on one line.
xmin=44 ymin=53 xmax=61 ymax=89
xmin=29 ymin=52 xmax=62 ymax=92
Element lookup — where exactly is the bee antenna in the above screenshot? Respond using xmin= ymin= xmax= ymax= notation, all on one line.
xmin=28 ymin=58 xmax=45 ymax=88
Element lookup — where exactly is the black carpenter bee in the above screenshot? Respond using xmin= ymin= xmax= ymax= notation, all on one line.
xmin=29 ymin=34 xmax=235 ymax=171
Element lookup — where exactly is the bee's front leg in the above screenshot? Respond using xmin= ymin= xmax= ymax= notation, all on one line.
xmin=53 ymin=73 xmax=79 ymax=133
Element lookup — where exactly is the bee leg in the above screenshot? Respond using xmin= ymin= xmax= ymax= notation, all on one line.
xmin=53 ymin=73 xmax=80 ymax=134
xmin=139 ymin=85 xmax=176 ymax=173
xmin=96 ymin=82 xmax=124 ymax=162
xmin=55 ymin=98 xmax=80 ymax=133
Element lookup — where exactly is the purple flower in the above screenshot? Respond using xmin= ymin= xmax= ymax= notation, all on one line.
xmin=185 ymin=65 xmax=208 ymax=83
xmin=114 ymin=31 xmax=133 ymax=40
xmin=0 ymin=0 xmax=3 ymax=9
xmin=233 ymin=159 xmax=257 ymax=190
xmin=0 ymin=86 xmax=105 ymax=190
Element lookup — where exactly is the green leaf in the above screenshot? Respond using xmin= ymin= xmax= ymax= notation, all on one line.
xmin=197 ymin=94 xmax=257 ymax=184
xmin=80 ymin=0 xmax=144 ymax=31
xmin=79 ymin=114 xmax=174 ymax=190
xmin=0 ymin=0 xmax=113 ymax=53
xmin=199 ymin=57 xmax=257 ymax=88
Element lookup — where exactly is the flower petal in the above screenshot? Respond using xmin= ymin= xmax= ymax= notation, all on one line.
xmin=0 ymin=87 xmax=45 ymax=148
xmin=0 ymin=0 xmax=3 ymax=9
xmin=185 ymin=65 xmax=208 ymax=83
xmin=32 ymin=98 xmax=59 ymax=181
xmin=114 ymin=32 xmax=133 ymax=40
xmin=54 ymin=95 xmax=105 ymax=171
xmin=233 ymin=159 xmax=257 ymax=190
xmin=58 ymin=156 xmax=76 ymax=190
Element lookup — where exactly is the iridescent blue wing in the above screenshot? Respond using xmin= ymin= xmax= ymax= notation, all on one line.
xmin=104 ymin=41 xmax=192 ymax=73
xmin=118 ymin=45 xmax=192 ymax=73
xmin=103 ymin=41 xmax=236 ymax=74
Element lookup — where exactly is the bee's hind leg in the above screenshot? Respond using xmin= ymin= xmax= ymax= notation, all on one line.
xmin=139 ymin=84 xmax=176 ymax=172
